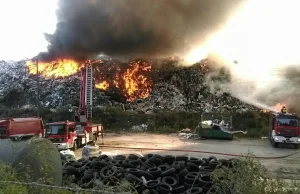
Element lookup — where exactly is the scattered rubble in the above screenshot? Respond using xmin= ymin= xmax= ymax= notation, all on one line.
xmin=130 ymin=124 xmax=148 ymax=132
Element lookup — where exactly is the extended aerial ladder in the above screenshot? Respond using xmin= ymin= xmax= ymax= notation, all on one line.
xmin=75 ymin=65 xmax=104 ymax=144
xmin=45 ymin=64 xmax=104 ymax=151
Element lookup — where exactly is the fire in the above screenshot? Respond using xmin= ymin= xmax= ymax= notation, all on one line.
xmin=260 ymin=109 xmax=269 ymax=113
xmin=26 ymin=59 xmax=83 ymax=78
xmin=95 ymin=81 xmax=109 ymax=90
xmin=26 ymin=58 xmax=152 ymax=102
xmin=273 ymin=103 xmax=287 ymax=112
xmin=94 ymin=60 xmax=152 ymax=102
xmin=122 ymin=61 xmax=152 ymax=101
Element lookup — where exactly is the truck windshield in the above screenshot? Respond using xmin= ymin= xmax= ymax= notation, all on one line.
xmin=46 ymin=125 xmax=66 ymax=135
xmin=277 ymin=118 xmax=299 ymax=127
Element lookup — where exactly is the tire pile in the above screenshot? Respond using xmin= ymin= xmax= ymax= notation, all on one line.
xmin=62 ymin=153 xmax=237 ymax=194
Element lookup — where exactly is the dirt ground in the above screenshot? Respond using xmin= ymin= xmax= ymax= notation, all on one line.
xmin=74 ymin=133 xmax=300 ymax=180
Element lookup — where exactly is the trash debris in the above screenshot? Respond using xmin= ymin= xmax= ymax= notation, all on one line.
xmin=82 ymin=145 xmax=101 ymax=159
xmin=201 ymin=119 xmax=247 ymax=135
xmin=130 ymin=124 xmax=148 ymax=132
xmin=178 ymin=128 xmax=199 ymax=139
xmin=60 ymin=149 xmax=76 ymax=161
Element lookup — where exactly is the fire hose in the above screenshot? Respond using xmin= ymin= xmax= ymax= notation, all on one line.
xmin=98 ymin=145 xmax=300 ymax=159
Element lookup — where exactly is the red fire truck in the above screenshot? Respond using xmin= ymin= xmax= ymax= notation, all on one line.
xmin=269 ymin=107 xmax=300 ymax=149
xmin=0 ymin=117 xmax=44 ymax=138
xmin=45 ymin=66 xmax=104 ymax=151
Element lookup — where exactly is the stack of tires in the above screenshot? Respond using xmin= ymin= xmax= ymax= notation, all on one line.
xmin=62 ymin=153 xmax=237 ymax=193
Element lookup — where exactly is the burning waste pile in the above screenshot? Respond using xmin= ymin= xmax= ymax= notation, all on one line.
xmin=2 ymin=0 xmax=299 ymax=115
xmin=61 ymin=152 xmax=238 ymax=193
xmin=7 ymin=0 xmax=254 ymax=113
xmin=26 ymin=59 xmax=152 ymax=103
xmin=21 ymin=58 xmax=250 ymax=113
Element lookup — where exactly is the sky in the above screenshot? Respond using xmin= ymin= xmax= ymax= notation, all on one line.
xmin=0 ymin=0 xmax=58 ymax=61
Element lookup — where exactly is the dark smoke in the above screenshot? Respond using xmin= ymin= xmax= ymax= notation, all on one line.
xmin=37 ymin=0 xmax=243 ymax=61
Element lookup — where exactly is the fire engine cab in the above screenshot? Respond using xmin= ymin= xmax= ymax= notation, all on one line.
xmin=269 ymin=107 xmax=300 ymax=148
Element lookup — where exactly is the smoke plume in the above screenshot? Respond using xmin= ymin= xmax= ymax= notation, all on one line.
xmin=191 ymin=0 xmax=300 ymax=113
xmin=37 ymin=0 xmax=242 ymax=61
xmin=205 ymin=60 xmax=300 ymax=113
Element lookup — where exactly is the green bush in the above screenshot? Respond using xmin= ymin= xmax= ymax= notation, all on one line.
xmin=212 ymin=154 xmax=300 ymax=194
xmin=0 ymin=106 xmax=271 ymax=136
xmin=232 ymin=111 xmax=269 ymax=138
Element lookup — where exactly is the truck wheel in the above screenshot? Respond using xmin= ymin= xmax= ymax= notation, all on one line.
xmin=72 ymin=140 xmax=78 ymax=151
xmin=272 ymin=141 xmax=278 ymax=148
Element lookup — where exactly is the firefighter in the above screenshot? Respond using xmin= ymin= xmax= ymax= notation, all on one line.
xmin=281 ymin=106 xmax=287 ymax=113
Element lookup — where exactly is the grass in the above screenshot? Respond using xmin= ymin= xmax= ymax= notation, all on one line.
xmin=211 ymin=153 xmax=300 ymax=194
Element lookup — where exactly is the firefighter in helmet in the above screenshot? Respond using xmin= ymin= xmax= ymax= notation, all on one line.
xmin=281 ymin=106 xmax=287 ymax=114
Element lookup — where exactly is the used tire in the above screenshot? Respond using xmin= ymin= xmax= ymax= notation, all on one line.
xmin=184 ymin=172 xmax=200 ymax=184
xmin=139 ymin=170 xmax=155 ymax=180
xmin=129 ymin=159 xmax=143 ymax=167
xmin=178 ymin=168 xmax=189 ymax=180
xmin=186 ymin=187 xmax=203 ymax=194
xmin=90 ymin=160 xmax=107 ymax=169
xmin=208 ymin=156 xmax=217 ymax=162
xmin=218 ymin=159 xmax=231 ymax=167
xmin=176 ymin=155 xmax=188 ymax=162
xmin=125 ymin=173 xmax=142 ymax=184
xmin=162 ymin=176 xmax=178 ymax=188
xmin=199 ymin=166 xmax=213 ymax=173
xmin=208 ymin=161 xmax=221 ymax=169
xmin=157 ymin=183 xmax=173 ymax=193
xmin=158 ymin=164 xmax=171 ymax=172
xmin=161 ymin=167 xmax=176 ymax=177
xmin=188 ymin=157 xmax=203 ymax=166
xmin=153 ymin=154 xmax=164 ymax=161
xmin=198 ymin=174 xmax=213 ymax=192
xmin=206 ymin=184 xmax=222 ymax=194
xmin=147 ymin=157 xmax=163 ymax=167
xmin=144 ymin=179 xmax=161 ymax=189
xmin=186 ymin=162 xmax=199 ymax=172
xmin=98 ymin=154 xmax=109 ymax=160
xmin=125 ymin=168 xmax=141 ymax=177
xmin=128 ymin=154 xmax=140 ymax=160
xmin=100 ymin=165 xmax=117 ymax=179
xmin=147 ymin=167 xmax=162 ymax=177
xmin=113 ymin=155 xmax=126 ymax=161
xmin=163 ymin=155 xmax=175 ymax=165
xmin=173 ymin=185 xmax=185 ymax=194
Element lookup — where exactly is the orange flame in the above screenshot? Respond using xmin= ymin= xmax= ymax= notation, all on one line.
xmin=273 ymin=103 xmax=287 ymax=112
xmin=95 ymin=60 xmax=152 ymax=101
xmin=260 ymin=109 xmax=269 ymax=113
xmin=26 ymin=59 xmax=84 ymax=78
xmin=26 ymin=58 xmax=152 ymax=102
xmin=122 ymin=61 xmax=152 ymax=101
xmin=95 ymin=81 xmax=109 ymax=90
